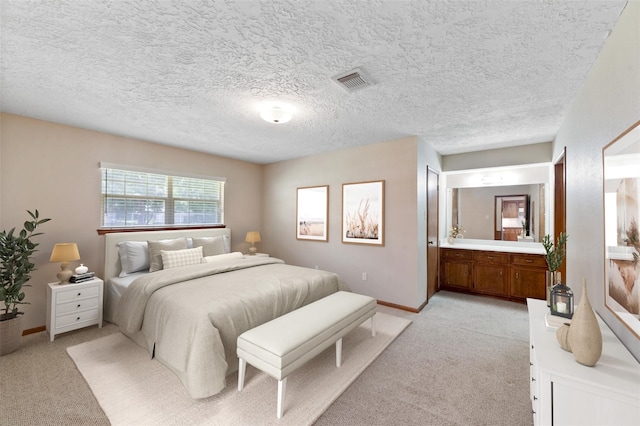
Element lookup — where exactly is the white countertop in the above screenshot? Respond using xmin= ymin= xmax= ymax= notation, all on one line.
xmin=440 ymin=238 xmax=545 ymax=255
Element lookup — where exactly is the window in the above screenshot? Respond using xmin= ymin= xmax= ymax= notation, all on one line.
xmin=101 ymin=164 xmax=225 ymax=228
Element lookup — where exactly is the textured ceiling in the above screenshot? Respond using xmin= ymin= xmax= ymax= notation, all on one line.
xmin=0 ymin=0 xmax=627 ymax=164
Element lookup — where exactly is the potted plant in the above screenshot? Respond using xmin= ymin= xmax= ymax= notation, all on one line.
xmin=542 ymin=232 xmax=568 ymax=306
xmin=0 ymin=210 xmax=50 ymax=355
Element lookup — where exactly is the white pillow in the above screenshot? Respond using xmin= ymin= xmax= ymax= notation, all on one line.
xmin=192 ymin=236 xmax=227 ymax=257
xmin=117 ymin=241 xmax=150 ymax=277
xmin=161 ymin=246 xmax=203 ymax=270
xmin=202 ymin=251 xmax=244 ymax=264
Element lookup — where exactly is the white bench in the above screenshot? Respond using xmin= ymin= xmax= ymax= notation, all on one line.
xmin=236 ymin=291 xmax=377 ymax=418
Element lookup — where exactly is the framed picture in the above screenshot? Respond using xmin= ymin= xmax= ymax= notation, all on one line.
xmin=603 ymin=120 xmax=640 ymax=339
xmin=296 ymin=185 xmax=329 ymax=241
xmin=342 ymin=180 xmax=385 ymax=245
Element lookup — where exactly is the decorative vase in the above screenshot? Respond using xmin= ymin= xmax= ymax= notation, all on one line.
xmin=447 ymin=236 xmax=455 ymax=244
xmin=556 ymin=324 xmax=572 ymax=352
xmin=568 ymin=279 xmax=602 ymax=367
xmin=0 ymin=315 xmax=22 ymax=356
xmin=75 ymin=264 xmax=88 ymax=274
xmin=545 ymin=271 xmax=560 ymax=307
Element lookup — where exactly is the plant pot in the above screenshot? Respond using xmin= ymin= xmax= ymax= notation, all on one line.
xmin=0 ymin=315 xmax=23 ymax=356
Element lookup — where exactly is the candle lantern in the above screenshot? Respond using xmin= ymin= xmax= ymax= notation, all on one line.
xmin=550 ymin=282 xmax=574 ymax=319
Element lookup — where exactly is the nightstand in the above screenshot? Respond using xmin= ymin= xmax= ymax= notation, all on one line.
xmin=46 ymin=278 xmax=104 ymax=342
xmin=253 ymin=253 xmax=269 ymax=257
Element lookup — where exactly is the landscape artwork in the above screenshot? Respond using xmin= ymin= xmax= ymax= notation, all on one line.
xmin=296 ymin=185 xmax=328 ymax=241
xmin=342 ymin=180 xmax=384 ymax=246
xmin=603 ymin=120 xmax=640 ymax=338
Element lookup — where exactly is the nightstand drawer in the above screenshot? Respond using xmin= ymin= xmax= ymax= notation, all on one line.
xmin=55 ymin=308 xmax=100 ymax=329
xmin=56 ymin=297 xmax=100 ymax=316
xmin=55 ymin=285 xmax=100 ymax=303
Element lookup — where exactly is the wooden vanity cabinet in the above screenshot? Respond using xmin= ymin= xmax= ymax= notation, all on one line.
xmin=473 ymin=251 xmax=509 ymax=296
xmin=440 ymin=248 xmax=472 ymax=290
xmin=510 ymin=254 xmax=547 ymax=300
xmin=439 ymin=248 xmax=546 ymax=301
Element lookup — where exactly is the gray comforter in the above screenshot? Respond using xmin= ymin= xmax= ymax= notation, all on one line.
xmin=115 ymin=256 xmax=349 ymax=398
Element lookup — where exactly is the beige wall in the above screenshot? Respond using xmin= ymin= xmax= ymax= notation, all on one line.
xmin=263 ymin=136 xmax=442 ymax=309
xmin=0 ymin=113 xmax=263 ymax=331
xmin=554 ymin=1 xmax=640 ymax=360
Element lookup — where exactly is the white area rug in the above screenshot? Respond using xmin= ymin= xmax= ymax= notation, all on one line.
xmin=67 ymin=312 xmax=410 ymax=426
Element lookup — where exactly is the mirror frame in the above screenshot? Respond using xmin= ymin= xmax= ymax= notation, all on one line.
xmin=603 ymin=120 xmax=640 ymax=339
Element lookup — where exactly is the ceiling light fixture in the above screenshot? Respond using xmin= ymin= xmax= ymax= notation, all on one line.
xmin=260 ymin=106 xmax=292 ymax=124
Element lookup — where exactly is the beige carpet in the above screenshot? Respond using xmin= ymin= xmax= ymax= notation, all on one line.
xmin=67 ymin=312 xmax=410 ymax=426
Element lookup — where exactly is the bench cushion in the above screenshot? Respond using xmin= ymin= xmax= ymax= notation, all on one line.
xmin=237 ymin=291 xmax=376 ymax=380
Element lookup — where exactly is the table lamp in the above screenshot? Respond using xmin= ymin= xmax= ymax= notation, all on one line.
xmin=245 ymin=231 xmax=261 ymax=255
xmin=50 ymin=243 xmax=81 ymax=283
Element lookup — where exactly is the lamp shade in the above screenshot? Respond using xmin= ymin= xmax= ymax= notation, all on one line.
xmin=49 ymin=243 xmax=80 ymax=262
xmin=245 ymin=232 xmax=261 ymax=244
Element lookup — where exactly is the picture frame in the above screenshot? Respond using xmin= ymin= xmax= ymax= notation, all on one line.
xmin=603 ymin=120 xmax=640 ymax=339
xmin=296 ymin=185 xmax=329 ymax=241
xmin=342 ymin=180 xmax=385 ymax=246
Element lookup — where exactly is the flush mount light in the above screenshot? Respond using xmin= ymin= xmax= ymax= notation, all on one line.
xmin=260 ymin=106 xmax=292 ymax=124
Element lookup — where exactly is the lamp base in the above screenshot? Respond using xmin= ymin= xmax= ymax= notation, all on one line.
xmin=57 ymin=262 xmax=72 ymax=284
xmin=249 ymin=246 xmax=257 ymax=255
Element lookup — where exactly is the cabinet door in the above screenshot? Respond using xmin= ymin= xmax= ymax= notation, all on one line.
xmin=511 ymin=267 xmax=546 ymax=299
xmin=442 ymin=260 xmax=472 ymax=289
xmin=474 ymin=264 xmax=509 ymax=296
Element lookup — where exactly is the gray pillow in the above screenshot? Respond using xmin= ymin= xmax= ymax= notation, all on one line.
xmin=192 ymin=236 xmax=226 ymax=257
xmin=147 ymin=238 xmax=188 ymax=272
xmin=117 ymin=241 xmax=150 ymax=277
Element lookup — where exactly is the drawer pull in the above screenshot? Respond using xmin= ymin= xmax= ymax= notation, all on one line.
xmin=76 ymin=317 xmax=80 ymax=321
xmin=530 ymin=362 xmax=533 ymax=366
xmin=533 ymin=396 xmax=538 ymax=401
xmin=525 ymin=259 xmax=532 ymax=263
xmin=77 ymin=304 xmax=81 ymax=308
xmin=531 ymin=377 xmax=536 ymax=382
xmin=531 ymin=344 xmax=534 ymax=349
xmin=487 ymin=256 xmax=494 ymax=260
xmin=77 ymin=292 xmax=81 ymax=296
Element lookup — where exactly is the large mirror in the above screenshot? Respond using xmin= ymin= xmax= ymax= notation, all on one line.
xmin=444 ymin=163 xmax=552 ymax=243
xmin=604 ymin=120 xmax=640 ymax=339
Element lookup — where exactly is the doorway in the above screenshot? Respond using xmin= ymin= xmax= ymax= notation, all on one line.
xmin=427 ymin=167 xmax=439 ymax=300
xmin=494 ymin=195 xmax=529 ymax=241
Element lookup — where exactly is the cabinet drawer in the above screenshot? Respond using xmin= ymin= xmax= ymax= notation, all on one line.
xmin=56 ymin=297 xmax=100 ymax=316
xmin=511 ymin=254 xmax=547 ymax=268
xmin=55 ymin=308 xmax=99 ymax=329
xmin=440 ymin=249 xmax=472 ymax=260
xmin=56 ymin=285 xmax=100 ymax=303
xmin=473 ymin=251 xmax=508 ymax=264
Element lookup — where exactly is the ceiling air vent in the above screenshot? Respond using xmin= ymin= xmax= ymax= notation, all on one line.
xmin=331 ymin=68 xmax=373 ymax=93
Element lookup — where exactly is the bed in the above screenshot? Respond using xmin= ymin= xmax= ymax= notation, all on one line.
xmin=103 ymin=228 xmax=350 ymax=399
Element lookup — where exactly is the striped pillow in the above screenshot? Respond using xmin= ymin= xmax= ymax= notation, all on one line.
xmin=160 ymin=246 xmax=203 ymax=270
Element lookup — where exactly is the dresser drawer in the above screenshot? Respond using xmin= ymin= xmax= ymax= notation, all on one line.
xmin=440 ymin=248 xmax=472 ymax=260
xmin=55 ymin=308 xmax=100 ymax=329
xmin=56 ymin=297 xmax=100 ymax=316
xmin=473 ymin=251 xmax=508 ymax=264
xmin=511 ymin=254 xmax=547 ymax=268
xmin=55 ymin=285 xmax=100 ymax=303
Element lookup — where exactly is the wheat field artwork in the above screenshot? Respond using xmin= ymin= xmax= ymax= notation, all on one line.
xmin=342 ymin=180 xmax=384 ymax=245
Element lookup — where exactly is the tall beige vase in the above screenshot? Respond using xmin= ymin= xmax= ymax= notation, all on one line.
xmin=568 ymin=279 xmax=602 ymax=366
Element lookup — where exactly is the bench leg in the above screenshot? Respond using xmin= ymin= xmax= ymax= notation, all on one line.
xmin=238 ymin=358 xmax=246 ymax=391
xmin=336 ymin=337 xmax=343 ymax=367
xmin=371 ymin=315 xmax=376 ymax=337
xmin=277 ymin=377 xmax=287 ymax=418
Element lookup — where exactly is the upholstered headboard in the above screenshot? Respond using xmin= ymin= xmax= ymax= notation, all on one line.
xmin=104 ymin=228 xmax=231 ymax=283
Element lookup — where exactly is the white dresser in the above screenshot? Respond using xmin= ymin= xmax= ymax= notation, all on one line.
xmin=46 ymin=278 xmax=104 ymax=342
xmin=527 ymin=298 xmax=640 ymax=425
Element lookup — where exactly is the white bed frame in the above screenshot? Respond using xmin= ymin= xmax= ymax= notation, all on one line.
xmin=103 ymin=228 xmax=232 ymax=323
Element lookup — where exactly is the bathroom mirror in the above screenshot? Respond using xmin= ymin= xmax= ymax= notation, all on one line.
xmin=444 ymin=163 xmax=552 ymax=242
xmin=603 ymin=120 xmax=640 ymax=339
